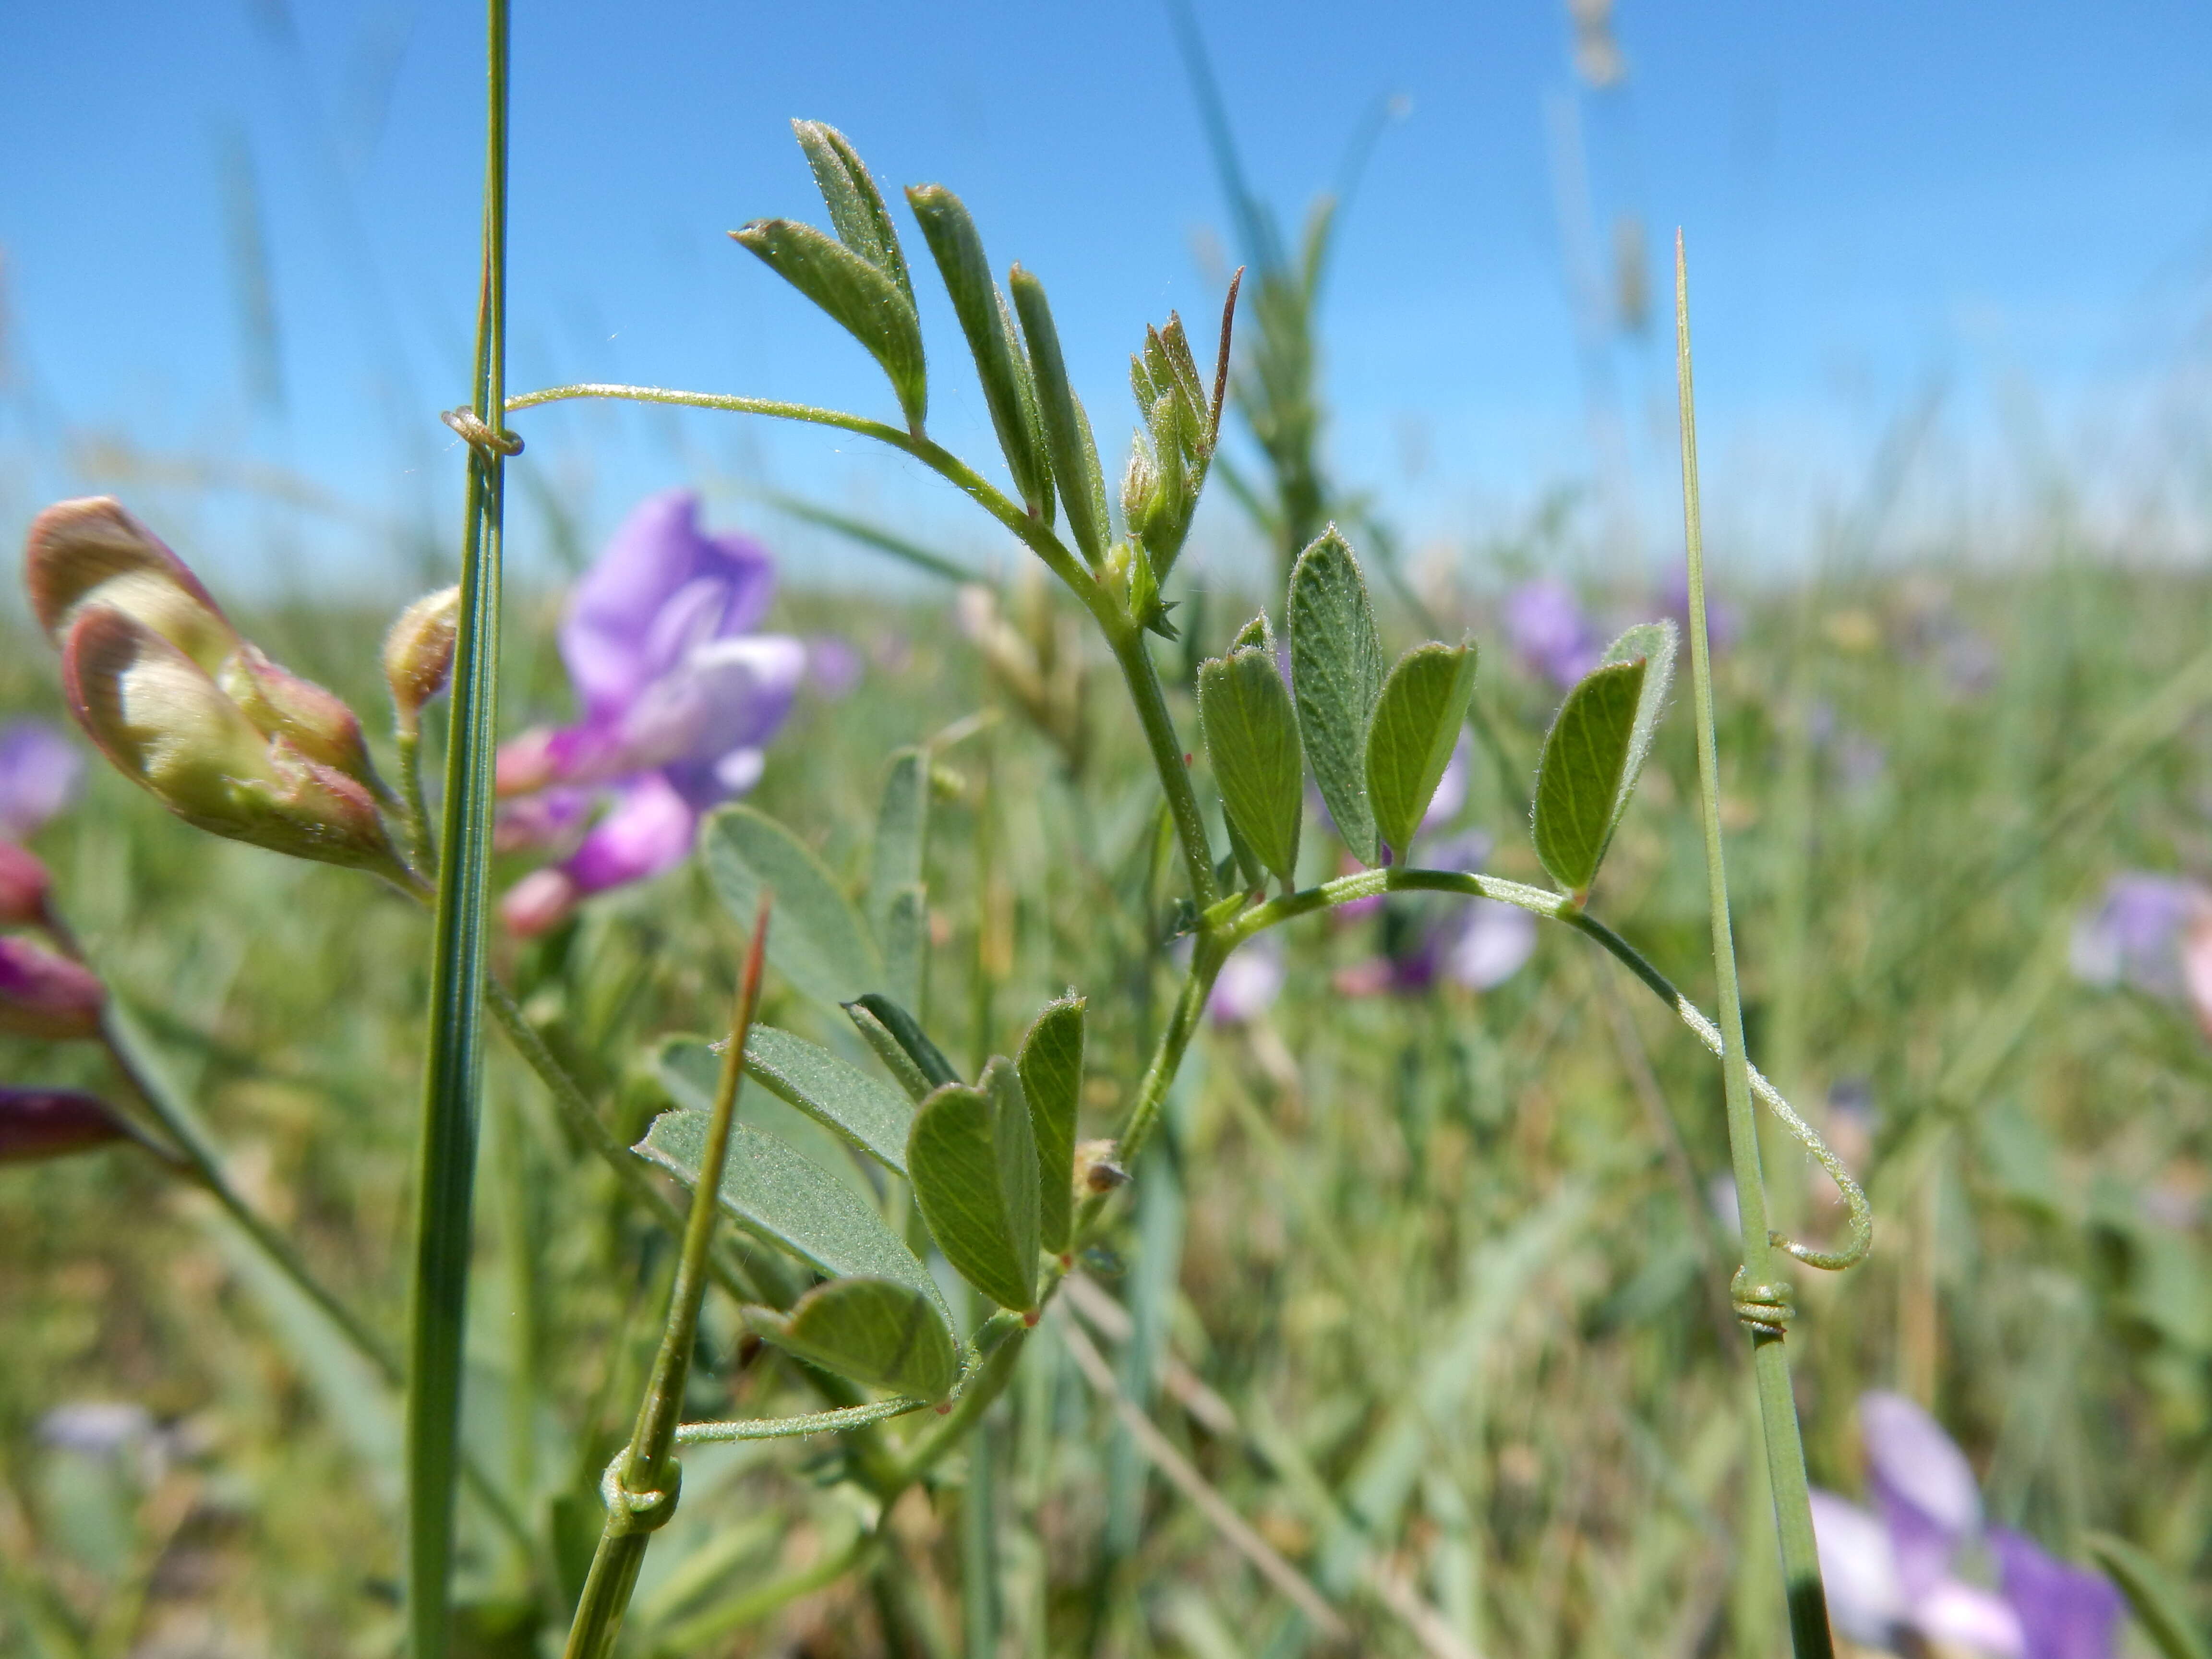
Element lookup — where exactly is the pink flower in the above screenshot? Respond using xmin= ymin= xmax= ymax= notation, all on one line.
xmin=0 ymin=1089 xmax=130 ymax=1164
xmin=0 ymin=937 xmax=106 ymax=1041
xmin=497 ymin=492 xmax=804 ymax=933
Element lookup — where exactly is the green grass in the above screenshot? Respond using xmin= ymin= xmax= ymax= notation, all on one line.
xmin=3 ymin=550 xmax=2210 ymax=1656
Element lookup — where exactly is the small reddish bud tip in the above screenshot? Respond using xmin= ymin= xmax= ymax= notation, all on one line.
xmin=1022 ymin=1308 xmax=1041 ymax=1327
xmin=935 ymin=1402 xmax=953 ymax=1415
xmin=1183 ymin=752 xmax=1192 ymax=766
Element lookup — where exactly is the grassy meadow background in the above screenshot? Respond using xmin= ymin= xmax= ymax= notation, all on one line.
xmin=7 ymin=5 xmax=2212 ymax=1657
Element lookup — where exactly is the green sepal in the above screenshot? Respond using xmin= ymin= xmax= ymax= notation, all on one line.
xmin=745 ymin=1275 xmax=956 ymax=1402
xmin=1198 ymin=619 xmax=1304 ymax=888
xmin=1287 ymin=527 xmax=1384 ymax=866
xmin=635 ymin=1110 xmax=947 ymax=1324
xmin=907 ymin=1057 xmax=1041 ymax=1311
xmin=701 ymin=805 xmax=882 ymax=1007
xmin=1016 ymin=997 xmax=1085 ymax=1255
xmin=1531 ymin=657 xmax=1648 ymax=895
xmin=791 ymin=120 xmax=914 ymax=309
xmin=1009 ymin=264 xmax=1109 ymax=565
xmin=1366 ymin=636 xmax=1479 ymax=860
xmin=848 ymin=992 xmax=960 ymax=1090
xmin=732 ymin=218 xmax=926 ymax=432
xmin=905 ymin=185 xmax=1053 ymax=517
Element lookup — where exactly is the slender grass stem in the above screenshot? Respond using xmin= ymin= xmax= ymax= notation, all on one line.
xmin=407 ymin=4 xmax=511 ymax=1650
xmin=562 ymin=899 xmax=770 ymax=1659
xmin=1674 ymin=231 xmax=1834 ymax=1659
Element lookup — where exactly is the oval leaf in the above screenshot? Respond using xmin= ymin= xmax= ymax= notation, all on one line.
xmin=635 ymin=1110 xmax=947 ymax=1325
xmin=906 ymin=184 xmax=1053 ymax=517
xmin=1288 ymin=527 xmax=1384 ymax=866
xmin=741 ymin=1026 xmax=915 ymax=1175
xmin=732 ymin=218 xmax=926 ymax=431
xmin=846 ymin=999 xmax=938 ymax=1103
xmin=907 ymin=1058 xmax=1040 ymax=1311
xmin=791 ymin=121 xmax=914 ymax=307
xmin=1596 ymin=620 xmax=1678 ymax=845
xmin=701 ymin=805 xmax=882 ymax=1007
xmin=1009 ymin=264 xmax=1108 ymax=565
xmin=1531 ymin=657 xmax=1648 ymax=895
xmin=1017 ymin=997 xmax=1086 ymax=1255
xmin=748 ymin=1276 xmax=956 ymax=1402
xmin=1366 ymin=637 xmax=1479 ymax=860
xmin=1198 ymin=639 xmax=1304 ymax=888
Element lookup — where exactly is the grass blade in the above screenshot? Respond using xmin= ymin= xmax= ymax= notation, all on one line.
xmin=406 ymin=3 xmax=511 ymax=1652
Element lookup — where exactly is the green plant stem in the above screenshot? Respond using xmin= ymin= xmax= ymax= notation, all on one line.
xmin=504 ymin=381 xmax=1224 ymax=912
xmin=396 ymin=725 xmax=434 ymax=875
xmin=407 ymin=3 xmax=511 ymax=1650
xmin=564 ymin=903 xmax=770 ymax=1659
xmin=1108 ymin=934 xmax=1225 ymax=1179
xmin=1674 ymin=231 xmax=1832 ymax=1659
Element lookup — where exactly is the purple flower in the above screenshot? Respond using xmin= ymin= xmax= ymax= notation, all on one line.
xmin=1207 ymin=934 xmax=1284 ymax=1025
xmin=1807 ymin=1392 xmax=2122 ymax=1659
xmin=497 ymin=492 xmax=804 ymax=934
xmin=1503 ymin=578 xmax=1600 ymax=689
xmin=2070 ymin=873 xmax=2211 ymax=1002
xmin=804 ymin=634 xmax=865 ymax=699
xmin=0 ymin=720 xmax=82 ymax=842
xmin=1992 ymin=1527 xmax=2125 ymax=1659
xmin=0 ymin=937 xmax=106 ymax=1040
xmin=1442 ymin=899 xmax=1537 ymax=990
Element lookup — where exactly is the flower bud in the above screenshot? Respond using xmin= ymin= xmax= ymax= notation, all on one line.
xmin=383 ymin=586 xmax=461 ymax=735
xmin=63 ymin=607 xmax=407 ymax=880
xmin=0 ymin=840 xmax=53 ymax=929
xmin=28 ymin=498 xmax=384 ymax=797
xmin=0 ymin=937 xmax=105 ymax=1040
xmin=25 ymin=497 xmax=237 ymax=670
xmin=0 ymin=1088 xmax=131 ymax=1164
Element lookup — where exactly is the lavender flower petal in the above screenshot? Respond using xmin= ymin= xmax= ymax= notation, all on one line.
xmin=1209 ymin=935 xmax=1285 ymax=1025
xmin=1504 ymin=578 xmax=1599 ymax=688
xmin=2070 ymin=873 xmax=2208 ymax=999
xmin=563 ymin=773 xmax=698 ymax=897
xmin=0 ymin=719 xmax=83 ymax=840
xmin=1444 ymin=899 xmax=1537 ymax=990
xmin=1860 ymin=1391 xmax=1982 ymax=1600
xmin=1913 ymin=1578 xmax=2025 ymax=1658
xmin=1807 ymin=1488 xmax=1907 ymax=1647
xmin=1991 ymin=1528 xmax=2124 ymax=1659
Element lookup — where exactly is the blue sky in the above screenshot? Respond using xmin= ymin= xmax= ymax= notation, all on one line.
xmin=2 ymin=2 xmax=2210 ymax=595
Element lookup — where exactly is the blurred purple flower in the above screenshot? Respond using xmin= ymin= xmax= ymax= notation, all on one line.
xmin=1992 ymin=1527 xmax=2126 ymax=1659
xmin=497 ymin=492 xmax=804 ymax=933
xmin=1503 ymin=578 xmax=1600 ymax=689
xmin=1809 ymin=1392 xmax=2122 ymax=1659
xmin=2070 ymin=873 xmax=2211 ymax=1003
xmin=0 ymin=720 xmax=81 ymax=841
xmin=1443 ymin=900 xmax=1537 ymax=990
xmin=0 ymin=937 xmax=106 ymax=1040
xmin=1208 ymin=934 xmax=1285 ymax=1025
xmin=804 ymin=634 xmax=865 ymax=699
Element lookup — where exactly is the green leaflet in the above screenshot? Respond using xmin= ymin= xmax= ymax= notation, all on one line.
xmin=905 ymin=184 xmax=1053 ymax=517
xmin=869 ymin=748 xmax=931 ymax=1011
xmin=1016 ymin=997 xmax=1085 ymax=1255
xmin=701 ymin=805 xmax=882 ymax=1008
xmin=907 ymin=1057 xmax=1040 ymax=1311
xmin=657 ymin=1026 xmax=916 ymax=1177
xmin=790 ymin=121 xmax=914 ymax=310
xmin=746 ymin=1276 xmax=956 ymax=1403
xmin=849 ymin=992 xmax=960 ymax=1090
xmin=1009 ymin=264 xmax=1109 ymax=565
xmin=1531 ymin=657 xmax=1648 ymax=895
xmin=846 ymin=998 xmax=938 ymax=1103
xmin=1287 ymin=527 xmax=1384 ymax=866
xmin=1198 ymin=633 xmax=1304 ymax=887
xmin=1366 ymin=637 xmax=1479 ymax=860
xmin=2084 ymin=1533 xmax=2210 ymax=1659
xmin=1597 ymin=621 xmax=1678 ymax=848
xmin=636 ymin=1110 xmax=947 ymax=1326
xmin=731 ymin=219 xmax=926 ymax=432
